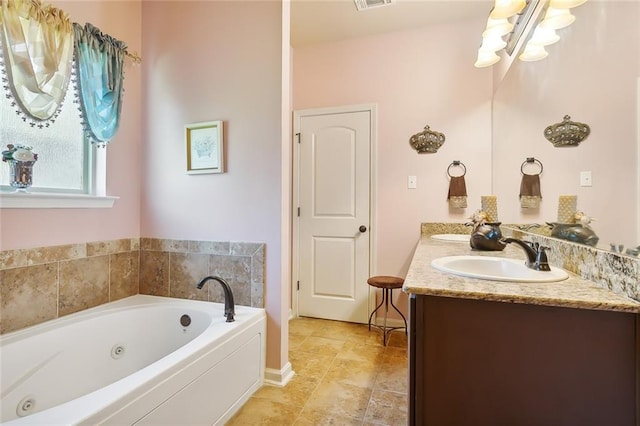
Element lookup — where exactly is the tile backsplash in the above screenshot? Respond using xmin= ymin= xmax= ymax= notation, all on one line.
xmin=506 ymin=228 xmax=640 ymax=302
xmin=0 ymin=238 xmax=265 ymax=335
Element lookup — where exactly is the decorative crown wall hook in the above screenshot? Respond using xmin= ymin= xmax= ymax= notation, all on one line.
xmin=544 ymin=115 xmax=590 ymax=147
xmin=409 ymin=124 xmax=445 ymax=153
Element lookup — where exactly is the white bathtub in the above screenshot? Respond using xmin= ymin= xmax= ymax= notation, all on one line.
xmin=0 ymin=295 xmax=266 ymax=425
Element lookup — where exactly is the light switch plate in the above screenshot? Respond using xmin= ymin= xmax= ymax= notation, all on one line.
xmin=580 ymin=171 xmax=592 ymax=187
xmin=408 ymin=175 xmax=417 ymax=189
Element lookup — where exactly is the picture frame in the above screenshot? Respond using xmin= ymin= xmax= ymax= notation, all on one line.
xmin=185 ymin=120 xmax=224 ymax=174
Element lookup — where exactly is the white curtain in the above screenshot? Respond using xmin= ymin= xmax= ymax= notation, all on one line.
xmin=0 ymin=0 xmax=74 ymax=125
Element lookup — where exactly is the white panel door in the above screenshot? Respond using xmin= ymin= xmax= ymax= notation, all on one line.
xmin=297 ymin=109 xmax=371 ymax=323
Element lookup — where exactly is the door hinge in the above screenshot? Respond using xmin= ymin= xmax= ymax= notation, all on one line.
xmin=297 ymin=281 xmax=300 ymax=291
xmin=295 ymin=132 xmax=301 ymax=143
xmin=297 ymin=207 xmax=300 ymax=217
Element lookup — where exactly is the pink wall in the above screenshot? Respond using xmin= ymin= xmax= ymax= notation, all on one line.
xmin=140 ymin=2 xmax=285 ymax=369
xmin=0 ymin=1 xmax=142 ymax=251
xmin=293 ymin=18 xmax=493 ymax=313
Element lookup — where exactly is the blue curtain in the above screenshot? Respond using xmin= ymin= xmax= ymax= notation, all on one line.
xmin=73 ymin=23 xmax=126 ymax=145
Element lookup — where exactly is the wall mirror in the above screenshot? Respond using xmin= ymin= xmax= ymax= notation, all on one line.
xmin=492 ymin=1 xmax=639 ymax=254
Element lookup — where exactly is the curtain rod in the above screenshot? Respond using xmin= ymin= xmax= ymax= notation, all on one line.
xmin=125 ymin=50 xmax=142 ymax=64
xmin=17 ymin=0 xmax=144 ymax=64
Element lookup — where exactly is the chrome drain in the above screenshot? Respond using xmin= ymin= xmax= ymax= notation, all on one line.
xmin=111 ymin=344 xmax=125 ymax=359
xmin=16 ymin=395 xmax=36 ymax=417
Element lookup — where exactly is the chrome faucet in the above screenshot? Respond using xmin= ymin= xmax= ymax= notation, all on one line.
xmin=196 ymin=276 xmax=235 ymax=322
xmin=502 ymin=238 xmax=551 ymax=271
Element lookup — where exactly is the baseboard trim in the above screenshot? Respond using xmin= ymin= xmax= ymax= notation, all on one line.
xmin=264 ymin=362 xmax=295 ymax=387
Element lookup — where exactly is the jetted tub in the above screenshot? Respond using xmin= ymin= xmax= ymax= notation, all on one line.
xmin=0 ymin=295 xmax=266 ymax=425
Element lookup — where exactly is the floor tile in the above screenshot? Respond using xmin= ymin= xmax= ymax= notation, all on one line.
xmin=228 ymin=316 xmax=410 ymax=425
xmin=289 ymin=317 xmax=323 ymax=336
xmin=374 ymin=355 xmax=408 ymax=394
xmin=311 ymin=320 xmax=371 ymax=341
xmin=294 ymin=408 xmax=364 ymax=425
xmin=252 ymin=375 xmax=321 ymax=407
xmin=323 ymin=357 xmax=379 ymax=389
xmin=304 ymin=380 xmax=373 ymax=420
xmin=297 ymin=335 xmax=346 ymax=357
xmin=226 ymin=398 xmax=301 ymax=425
xmin=384 ymin=345 xmax=407 ymax=360
xmin=289 ymin=332 xmax=308 ymax=351
xmin=337 ymin=341 xmax=386 ymax=364
xmin=289 ymin=350 xmax=336 ymax=380
xmin=386 ymin=331 xmax=408 ymax=348
xmin=363 ymin=388 xmax=408 ymax=425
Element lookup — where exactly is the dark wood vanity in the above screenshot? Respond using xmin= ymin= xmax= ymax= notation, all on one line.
xmin=408 ymin=295 xmax=639 ymax=425
xmin=404 ymin=230 xmax=640 ymax=426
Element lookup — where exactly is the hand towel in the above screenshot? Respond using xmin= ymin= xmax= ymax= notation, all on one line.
xmin=448 ymin=176 xmax=467 ymax=208
xmin=519 ymin=173 xmax=541 ymax=209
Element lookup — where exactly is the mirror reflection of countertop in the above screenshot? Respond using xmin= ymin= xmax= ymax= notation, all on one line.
xmin=403 ymin=235 xmax=640 ymax=314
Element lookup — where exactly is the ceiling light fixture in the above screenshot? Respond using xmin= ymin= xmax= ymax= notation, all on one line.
xmin=528 ymin=26 xmax=560 ymax=46
xmin=490 ymin=0 xmax=526 ymax=19
xmin=519 ymin=43 xmax=549 ymax=61
xmin=482 ymin=18 xmax=514 ymax=38
xmin=549 ymin=0 xmax=587 ymax=9
xmin=475 ymin=50 xmax=502 ymax=67
xmin=474 ymin=0 xmax=587 ymax=68
xmin=538 ymin=7 xmax=576 ymax=29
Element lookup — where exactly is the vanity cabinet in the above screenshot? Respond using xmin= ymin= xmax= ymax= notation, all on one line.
xmin=408 ymin=295 xmax=639 ymax=426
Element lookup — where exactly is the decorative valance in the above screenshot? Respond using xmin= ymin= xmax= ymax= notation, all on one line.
xmin=73 ymin=22 xmax=126 ymax=145
xmin=0 ymin=0 xmax=74 ymax=126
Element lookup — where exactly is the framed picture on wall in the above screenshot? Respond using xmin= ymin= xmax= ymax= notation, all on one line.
xmin=185 ymin=120 xmax=224 ymax=174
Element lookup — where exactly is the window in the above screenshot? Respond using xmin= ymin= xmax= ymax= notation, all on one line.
xmin=1 ymin=83 xmax=91 ymax=193
xmin=0 ymin=84 xmax=115 ymax=208
xmin=0 ymin=4 xmax=122 ymax=209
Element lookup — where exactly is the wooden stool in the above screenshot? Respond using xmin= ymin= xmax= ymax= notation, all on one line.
xmin=367 ymin=276 xmax=408 ymax=346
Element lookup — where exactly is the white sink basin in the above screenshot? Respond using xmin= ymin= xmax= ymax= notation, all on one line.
xmin=431 ymin=234 xmax=470 ymax=242
xmin=431 ymin=255 xmax=569 ymax=283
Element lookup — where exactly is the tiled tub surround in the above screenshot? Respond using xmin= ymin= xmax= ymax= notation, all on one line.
xmin=409 ymin=223 xmax=640 ymax=313
xmin=0 ymin=239 xmax=140 ymax=334
xmin=0 ymin=238 xmax=265 ymax=335
xmin=139 ymin=238 xmax=264 ymax=309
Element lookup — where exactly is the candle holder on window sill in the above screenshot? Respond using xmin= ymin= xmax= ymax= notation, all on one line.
xmin=8 ymin=160 xmax=36 ymax=192
xmin=2 ymin=145 xmax=38 ymax=192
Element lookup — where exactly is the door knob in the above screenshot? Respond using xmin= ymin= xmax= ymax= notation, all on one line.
xmin=359 ymin=225 xmax=367 ymax=233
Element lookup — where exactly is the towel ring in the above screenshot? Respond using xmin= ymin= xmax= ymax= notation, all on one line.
xmin=447 ymin=160 xmax=466 ymax=178
xmin=520 ymin=157 xmax=543 ymax=175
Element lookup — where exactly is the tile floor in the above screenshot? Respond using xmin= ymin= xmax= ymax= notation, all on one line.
xmin=227 ymin=317 xmax=408 ymax=425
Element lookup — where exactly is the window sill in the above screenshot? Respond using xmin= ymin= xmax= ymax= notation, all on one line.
xmin=0 ymin=192 xmax=118 ymax=209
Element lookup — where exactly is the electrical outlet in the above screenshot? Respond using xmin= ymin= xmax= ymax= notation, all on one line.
xmin=408 ymin=175 xmax=417 ymax=189
xmin=580 ymin=171 xmax=592 ymax=187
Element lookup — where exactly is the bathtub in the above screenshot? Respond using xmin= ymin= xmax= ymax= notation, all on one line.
xmin=0 ymin=295 xmax=266 ymax=425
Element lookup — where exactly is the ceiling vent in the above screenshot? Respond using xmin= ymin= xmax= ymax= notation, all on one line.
xmin=354 ymin=0 xmax=395 ymax=12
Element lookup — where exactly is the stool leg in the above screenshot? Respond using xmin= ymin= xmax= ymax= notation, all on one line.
xmin=368 ymin=289 xmax=385 ymax=331
xmin=390 ymin=292 xmax=408 ymax=335
xmin=383 ymin=288 xmax=390 ymax=346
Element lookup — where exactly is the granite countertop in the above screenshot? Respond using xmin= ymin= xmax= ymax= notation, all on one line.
xmin=403 ymin=235 xmax=640 ymax=314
